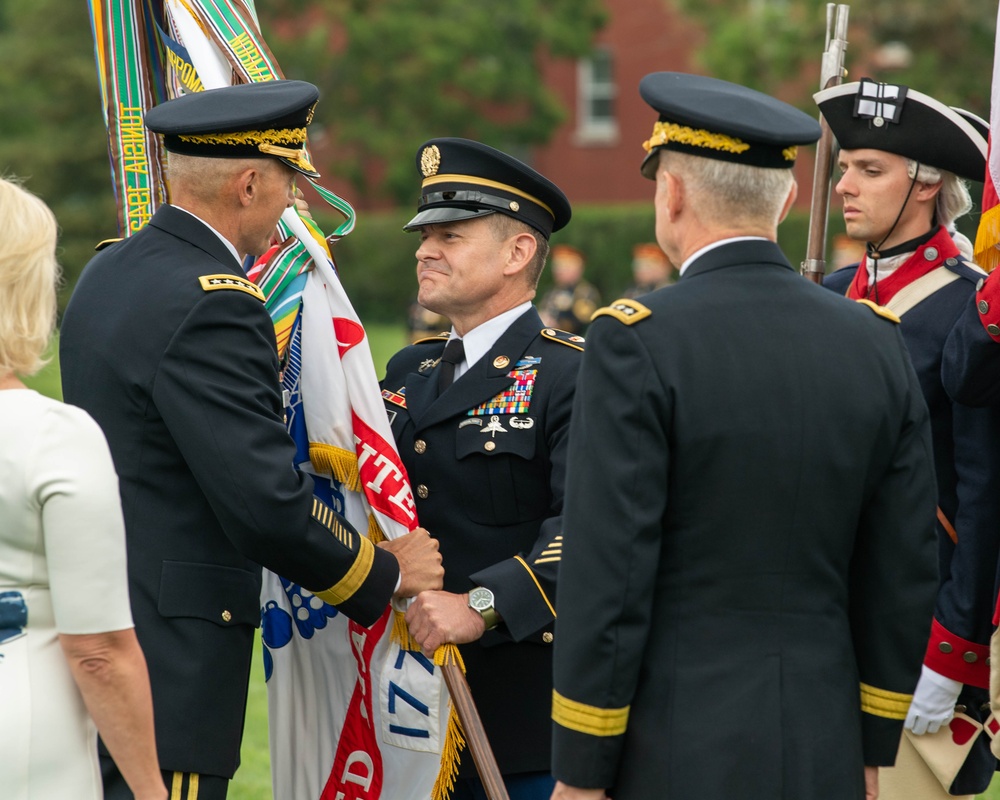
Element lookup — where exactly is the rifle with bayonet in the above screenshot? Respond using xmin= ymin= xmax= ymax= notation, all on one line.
xmin=802 ymin=3 xmax=850 ymax=284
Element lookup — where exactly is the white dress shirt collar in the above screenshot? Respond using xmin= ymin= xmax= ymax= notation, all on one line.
xmin=679 ymin=236 xmax=768 ymax=276
xmin=170 ymin=204 xmax=244 ymax=268
xmin=448 ymin=301 xmax=533 ymax=381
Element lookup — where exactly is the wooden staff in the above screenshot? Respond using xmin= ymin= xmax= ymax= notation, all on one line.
xmin=441 ymin=662 xmax=511 ymax=800
xmin=802 ymin=4 xmax=851 ymax=284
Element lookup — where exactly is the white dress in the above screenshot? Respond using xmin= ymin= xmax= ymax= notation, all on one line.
xmin=0 ymin=389 xmax=134 ymax=799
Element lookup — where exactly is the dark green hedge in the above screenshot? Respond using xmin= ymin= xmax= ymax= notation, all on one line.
xmin=320 ymin=203 xmax=854 ymax=325
xmin=290 ymin=196 xmax=985 ymax=325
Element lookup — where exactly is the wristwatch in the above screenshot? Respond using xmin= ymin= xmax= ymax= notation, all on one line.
xmin=468 ymin=586 xmax=500 ymax=631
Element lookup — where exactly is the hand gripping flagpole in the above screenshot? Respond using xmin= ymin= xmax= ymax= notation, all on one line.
xmin=801 ymin=3 xmax=850 ymax=284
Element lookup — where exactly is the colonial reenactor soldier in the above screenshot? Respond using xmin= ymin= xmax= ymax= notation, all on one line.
xmin=537 ymin=244 xmax=601 ymax=335
xmin=817 ymin=80 xmax=1000 ymax=799
xmin=943 ymin=276 xmax=1000 ymax=406
xmin=59 ymin=81 xmax=443 ymax=800
xmin=383 ymin=137 xmax=581 ymax=800
xmin=551 ymin=72 xmax=939 ymax=800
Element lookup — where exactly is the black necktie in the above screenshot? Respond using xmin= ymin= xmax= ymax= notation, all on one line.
xmin=437 ymin=338 xmax=465 ymax=395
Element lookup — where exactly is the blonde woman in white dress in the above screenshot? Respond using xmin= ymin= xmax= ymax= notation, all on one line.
xmin=0 ymin=178 xmax=165 ymax=800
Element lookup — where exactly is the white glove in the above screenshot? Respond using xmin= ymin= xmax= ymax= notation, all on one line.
xmin=905 ymin=664 xmax=962 ymax=735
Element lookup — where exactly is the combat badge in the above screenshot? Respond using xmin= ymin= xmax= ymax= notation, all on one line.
xmin=481 ymin=415 xmax=508 ymax=438
xmin=419 ymin=358 xmax=439 ymax=373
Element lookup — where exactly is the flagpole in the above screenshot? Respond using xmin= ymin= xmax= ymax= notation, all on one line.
xmin=441 ymin=664 xmax=511 ymax=800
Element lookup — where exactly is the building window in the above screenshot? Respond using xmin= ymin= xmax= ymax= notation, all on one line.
xmin=575 ymin=48 xmax=618 ymax=145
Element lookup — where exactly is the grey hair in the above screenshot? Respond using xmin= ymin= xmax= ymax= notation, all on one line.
xmin=660 ymin=150 xmax=794 ymax=228
xmin=166 ymin=152 xmax=263 ymax=202
xmin=905 ymin=159 xmax=973 ymax=229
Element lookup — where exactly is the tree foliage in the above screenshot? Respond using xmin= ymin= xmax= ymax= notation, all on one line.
xmin=669 ymin=0 xmax=996 ymax=117
xmin=0 ymin=0 xmax=117 ymax=301
xmin=258 ymin=0 xmax=607 ymax=202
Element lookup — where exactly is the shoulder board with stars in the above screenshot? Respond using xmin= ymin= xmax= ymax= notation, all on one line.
xmin=855 ymin=298 xmax=900 ymax=324
xmin=540 ymin=328 xmax=585 ymax=351
xmin=94 ymin=237 xmax=123 ymax=252
xmin=592 ymin=298 xmax=652 ymax=326
xmin=412 ymin=332 xmax=450 ymax=345
xmin=198 ymin=274 xmax=265 ymax=302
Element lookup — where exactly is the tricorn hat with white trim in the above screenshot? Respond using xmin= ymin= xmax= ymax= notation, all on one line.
xmin=814 ymin=79 xmax=987 ymax=182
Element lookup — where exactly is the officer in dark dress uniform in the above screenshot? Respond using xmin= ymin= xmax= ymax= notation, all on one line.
xmin=60 ymin=81 xmax=442 ymax=800
xmin=551 ymin=72 xmax=939 ymax=800
xmin=816 ymin=81 xmax=1000 ymax=798
xmin=537 ymin=244 xmax=601 ymax=335
xmin=380 ymin=138 xmax=580 ymax=800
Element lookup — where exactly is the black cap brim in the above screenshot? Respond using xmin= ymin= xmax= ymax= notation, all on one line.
xmin=403 ymin=207 xmax=496 ymax=231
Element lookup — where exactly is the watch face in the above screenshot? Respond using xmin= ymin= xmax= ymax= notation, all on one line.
xmin=469 ymin=587 xmax=494 ymax=611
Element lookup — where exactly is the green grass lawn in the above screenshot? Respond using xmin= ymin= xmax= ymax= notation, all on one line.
xmin=33 ymin=325 xmax=1000 ymax=798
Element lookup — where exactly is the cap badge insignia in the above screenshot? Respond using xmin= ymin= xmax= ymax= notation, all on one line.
xmin=420 ymin=145 xmax=441 ymax=177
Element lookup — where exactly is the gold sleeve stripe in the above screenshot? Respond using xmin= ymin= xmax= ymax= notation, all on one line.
xmin=311 ymin=499 xmax=353 ymax=549
xmin=534 ymin=557 xmax=560 ymax=564
xmin=514 ymin=555 xmax=556 ymax=617
xmin=552 ymin=690 xmax=630 ymax=737
xmin=860 ymin=682 xmax=912 ymax=720
xmin=314 ymin=536 xmax=375 ymax=606
xmin=198 ymin=274 xmax=265 ymax=302
xmin=540 ymin=549 xmax=562 ymax=557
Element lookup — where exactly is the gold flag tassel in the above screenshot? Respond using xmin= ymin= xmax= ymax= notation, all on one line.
xmin=371 ymin=514 xmax=467 ymax=800
xmin=974 ymin=203 xmax=1000 ymax=274
xmin=432 ymin=644 xmax=468 ymax=800
xmin=308 ymin=443 xmax=362 ymax=492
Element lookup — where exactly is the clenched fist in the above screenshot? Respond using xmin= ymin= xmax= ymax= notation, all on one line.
xmin=377 ymin=527 xmax=443 ymax=598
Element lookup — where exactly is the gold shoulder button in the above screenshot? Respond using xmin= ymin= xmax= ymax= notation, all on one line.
xmin=540 ymin=328 xmax=585 ymax=351
xmin=592 ymin=298 xmax=652 ymax=326
xmin=413 ymin=332 xmax=450 ymax=345
xmin=855 ymin=298 xmax=900 ymax=324
xmin=198 ymin=274 xmax=265 ymax=303
xmin=94 ymin=237 xmax=123 ymax=251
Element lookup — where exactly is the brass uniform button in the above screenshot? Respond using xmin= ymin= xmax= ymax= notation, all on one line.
xmin=963 ymin=651 xmax=978 ymax=663
xmin=222 ymin=610 xmax=232 ymax=623
xmin=542 ymin=631 xmax=554 ymax=644
xmin=416 ymin=485 xmax=429 ymax=499
xmin=979 ymin=300 xmax=990 ymax=314
xmin=924 ymin=247 xmax=939 ymax=261
xmin=988 ymin=324 xmax=1000 ymax=336
xmin=484 ymin=441 xmax=496 ymax=452
xmin=414 ymin=439 xmax=427 ymax=454
xmin=938 ymin=642 xmax=953 ymax=653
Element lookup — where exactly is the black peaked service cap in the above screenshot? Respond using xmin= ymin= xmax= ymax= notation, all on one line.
xmin=639 ymin=72 xmax=821 ymax=179
xmin=404 ymin=138 xmax=571 ymax=239
xmin=814 ymin=79 xmax=987 ymax=182
xmin=144 ymin=79 xmax=321 ymax=178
